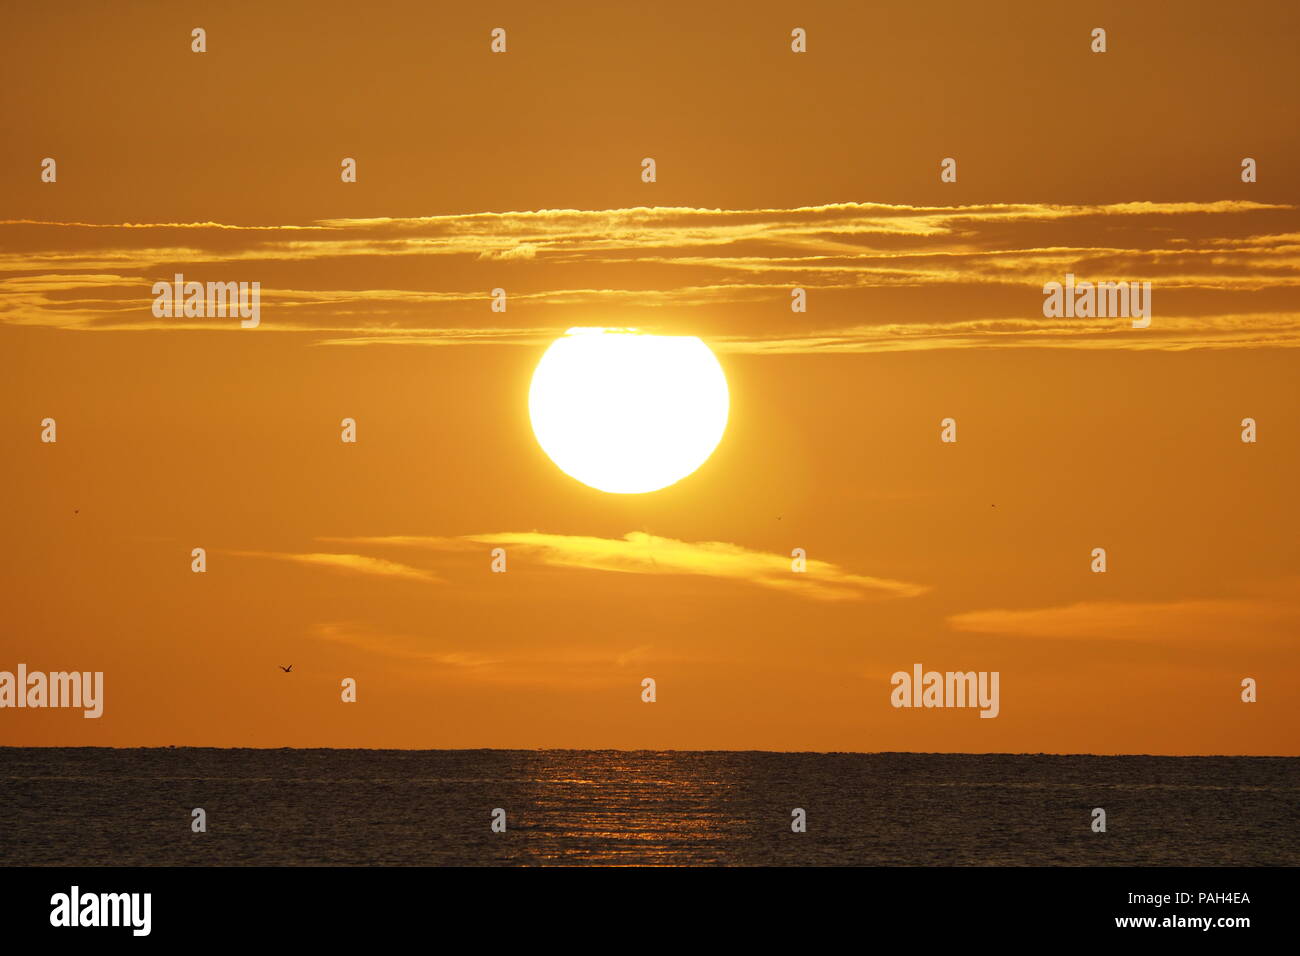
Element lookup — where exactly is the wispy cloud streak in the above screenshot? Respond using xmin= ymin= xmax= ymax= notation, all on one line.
xmin=2 ymin=200 xmax=1296 ymax=350
xmin=323 ymin=531 xmax=928 ymax=601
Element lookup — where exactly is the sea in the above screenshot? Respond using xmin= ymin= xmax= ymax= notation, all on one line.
xmin=2 ymin=748 xmax=1296 ymax=866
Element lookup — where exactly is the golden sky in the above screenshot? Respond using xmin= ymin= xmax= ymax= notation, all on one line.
xmin=1 ymin=0 xmax=1297 ymax=753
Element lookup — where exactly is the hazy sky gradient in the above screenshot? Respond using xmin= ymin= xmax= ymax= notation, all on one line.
xmin=1 ymin=0 xmax=1296 ymax=753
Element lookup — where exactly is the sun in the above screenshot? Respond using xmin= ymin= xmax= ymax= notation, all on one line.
xmin=528 ymin=328 xmax=730 ymax=494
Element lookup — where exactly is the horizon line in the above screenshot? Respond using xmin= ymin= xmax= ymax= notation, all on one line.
xmin=2 ymin=745 xmax=1295 ymax=759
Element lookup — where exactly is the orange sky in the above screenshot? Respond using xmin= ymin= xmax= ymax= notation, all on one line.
xmin=1 ymin=1 xmax=1297 ymax=753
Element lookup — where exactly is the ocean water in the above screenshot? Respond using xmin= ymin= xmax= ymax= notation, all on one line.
xmin=1 ymin=748 xmax=1296 ymax=866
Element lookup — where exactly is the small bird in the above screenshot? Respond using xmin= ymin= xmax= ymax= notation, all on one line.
xmin=279 ymin=664 xmax=293 ymax=673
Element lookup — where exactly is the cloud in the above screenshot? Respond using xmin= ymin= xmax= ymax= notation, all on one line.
xmin=717 ymin=312 xmax=1300 ymax=354
xmin=226 ymin=550 xmax=441 ymax=583
xmin=2 ymin=200 xmax=1296 ymax=350
xmin=315 ymin=623 xmax=499 ymax=667
xmin=947 ymin=597 xmax=1299 ymax=642
xmin=476 ymin=242 xmax=538 ymax=261
xmin=313 ymin=622 xmax=676 ymax=688
xmin=323 ymin=531 xmax=928 ymax=601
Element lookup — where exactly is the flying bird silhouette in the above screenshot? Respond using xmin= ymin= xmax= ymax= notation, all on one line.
xmin=279 ymin=664 xmax=293 ymax=673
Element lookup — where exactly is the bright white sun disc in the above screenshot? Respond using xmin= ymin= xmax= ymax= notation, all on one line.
xmin=529 ymin=328 xmax=729 ymax=494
